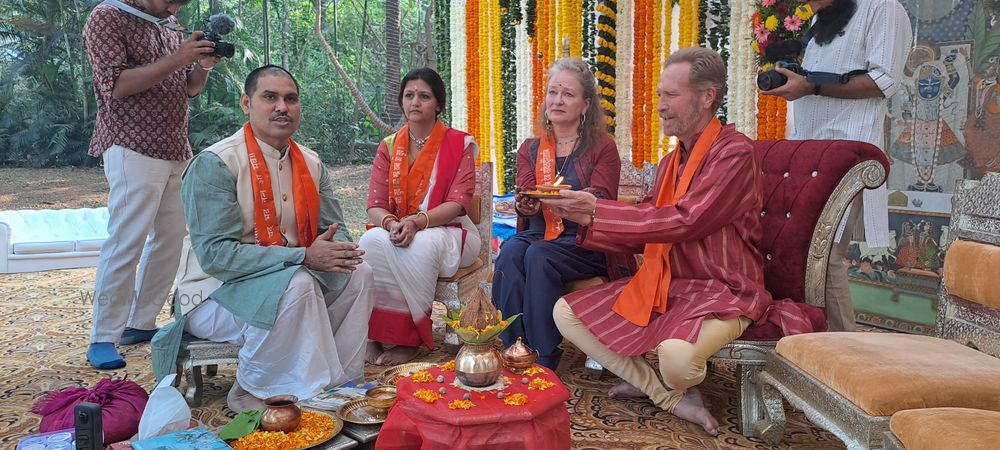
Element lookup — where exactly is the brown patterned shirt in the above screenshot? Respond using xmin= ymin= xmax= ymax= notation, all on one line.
xmin=83 ymin=0 xmax=193 ymax=160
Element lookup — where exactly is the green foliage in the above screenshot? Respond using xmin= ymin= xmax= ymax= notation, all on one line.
xmin=968 ymin=1 xmax=1000 ymax=76
xmin=1 ymin=0 xmax=430 ymax=167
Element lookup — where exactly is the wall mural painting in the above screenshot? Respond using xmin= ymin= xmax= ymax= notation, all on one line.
xmin=851 ymin=0 xmax=1000 ymax=296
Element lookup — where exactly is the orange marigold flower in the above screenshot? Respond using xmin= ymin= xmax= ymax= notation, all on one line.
xmin=448 ymin=399 xmax=476 ymax=410
xmin=230 ymin=411 xmax=333 ymax=450
xmin=528 ymin=378 xmax=556 ymax=391
xmin=413 ymin=389 xmax=443 ymax=403
xmin=504 ymin=393 xmax=529 ymax=406
xmin=411 ymin=369 xmax=434 ymax=383
xmin=521 ymin=366 xmax=546 ymax=377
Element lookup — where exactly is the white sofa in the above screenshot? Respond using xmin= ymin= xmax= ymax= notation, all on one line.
xmin=0 ymin=208 xmax=109 ymax=273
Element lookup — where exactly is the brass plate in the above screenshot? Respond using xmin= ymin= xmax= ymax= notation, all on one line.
xmin=523 ymin=190 xmax=564 ymax=199
xmin=377 ymin=362 xmax=435 ymax=385
xmin=336 ymin=399 xmax=388 ymax=425
xmin=297 ymin=409 xmax=344 ymax=449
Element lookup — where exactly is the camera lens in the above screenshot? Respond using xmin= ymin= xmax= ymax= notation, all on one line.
xmin=756 ymin=70 xmax=788 ymax=91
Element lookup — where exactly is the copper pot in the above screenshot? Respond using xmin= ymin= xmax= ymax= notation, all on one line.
xmin=261 ymin=395 xmax=301 ymax=433
xmin=502 ymin=337 xmax=538 ymax=374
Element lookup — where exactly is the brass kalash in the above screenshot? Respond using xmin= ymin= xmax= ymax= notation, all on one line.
xmin=444 ymin=284 xmax=523 ymax=387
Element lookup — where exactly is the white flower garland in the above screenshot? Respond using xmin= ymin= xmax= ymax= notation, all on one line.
xmin=449 ymin=1 xmax=467 ymax=132
xmin=515 ymin=0 xmax=534 ymax=147
xmin=728 ymin=0 xmax=757 ymax=138
xmin=614 ymin=0 xmax=634 ymax=161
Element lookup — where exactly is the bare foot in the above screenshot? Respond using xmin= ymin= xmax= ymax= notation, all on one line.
xmin=365 ymin=341 xmax=383 ymax=365
xmin=672 ymin=387 xmax=720 ymax=436
xmin=608 ymin=381 xmax=646 ymax=399
xmin=227 ymin=379 xmax=266 ymax=413
xmin=374 ymin=345 xmax=420 ymax=365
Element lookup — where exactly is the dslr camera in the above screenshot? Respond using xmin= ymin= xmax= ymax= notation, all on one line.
xmin=756 ymin=39 xmax=806 ymax=91
xmin=757 ymin=60 xmax=809 ymax=91
xmin=200 ymin=13 xmax=236 ymax=59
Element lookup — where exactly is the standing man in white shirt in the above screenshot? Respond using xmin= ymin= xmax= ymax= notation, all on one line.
xmin=762 ymin=0 xmax=912 ymax=331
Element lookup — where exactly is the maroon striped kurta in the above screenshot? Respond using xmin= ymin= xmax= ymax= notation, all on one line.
xmin=565 ymin=125 xmax=814 ymax=356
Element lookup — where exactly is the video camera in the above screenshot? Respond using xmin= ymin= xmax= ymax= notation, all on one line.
xmin=200 ymin=13 xmax=236 ymax=59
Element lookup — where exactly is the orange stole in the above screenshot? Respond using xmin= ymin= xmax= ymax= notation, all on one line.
xmin=388 ymin=120 xmax=447 ymax=217
xmin=535 ymin=136 xmax=565 ymax=240
xmin=243 ymin=122 xmax=320 ymax=247
xmin=612 ymin=118 xmax=723 ymax=326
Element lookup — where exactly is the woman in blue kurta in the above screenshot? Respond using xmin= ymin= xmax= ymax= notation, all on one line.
xmin=492 ymin=58 xmax=621 ymax=369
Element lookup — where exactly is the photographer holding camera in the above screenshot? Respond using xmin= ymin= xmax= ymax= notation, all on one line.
xmin=762 ymin=0 xmax=911 ymax=332
xmin=82 ymin=0 xmax=222 ymax=369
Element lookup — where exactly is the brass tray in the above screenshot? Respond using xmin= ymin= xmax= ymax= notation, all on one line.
xmin=298 ymin=409 xmax=344 ymax=449
xmin=231 ymin=409 xmax=343 ymax=450
xmin=336 ymin=398 xmax=388 ymax=425
xmin=377 ymin=362 xmax=436 ymax=385
xmin=523 ymin=190 xmax=564 ymax=199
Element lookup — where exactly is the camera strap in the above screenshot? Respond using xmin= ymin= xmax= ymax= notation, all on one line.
xmin=101 ymin=0 xmax=186 ymax=33
xmin=806 ymin=69 xmax=869 ymax=85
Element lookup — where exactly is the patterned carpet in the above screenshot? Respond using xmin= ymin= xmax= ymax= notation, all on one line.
xmin=0 ymin=268 xmax=844 ymax=449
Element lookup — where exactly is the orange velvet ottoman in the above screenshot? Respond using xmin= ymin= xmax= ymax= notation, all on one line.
xmin=888 ymin=408 xmax=1000 ymax=450
xmin=774 ymin=332 xmax=1000 ymax=416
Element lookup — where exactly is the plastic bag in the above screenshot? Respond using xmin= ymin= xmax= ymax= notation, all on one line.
xmin=30 ymin=377 xmax=148 ymax=445
xmin=137 ymin=374 xmax=191 ymax=440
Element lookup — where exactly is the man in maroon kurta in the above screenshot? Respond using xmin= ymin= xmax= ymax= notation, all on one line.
xmin=543 ymin=48 xmax=819 ymax=435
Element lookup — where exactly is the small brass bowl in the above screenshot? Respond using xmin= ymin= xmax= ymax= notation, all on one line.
xmin=365 ymin=385 xmax=397 ymax=411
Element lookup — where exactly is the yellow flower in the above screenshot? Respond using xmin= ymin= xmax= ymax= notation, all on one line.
xmin=796 ymin=4 xmax=814 ymax=21
xmin=752 ymin=40 xmax=760 ymax=54
xmin=765 ymin=15 xmax=779 ymax=31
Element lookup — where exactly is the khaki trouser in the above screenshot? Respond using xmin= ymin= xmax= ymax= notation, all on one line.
xmin=825 ymin=194 xmax=863 ymax=332
xmin=553 ymin=298 xmax=750 ymax=411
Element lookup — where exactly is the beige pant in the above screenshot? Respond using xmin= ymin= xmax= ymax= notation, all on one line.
xmin=553 ymin=299 xmax=749 ymax=411
xmin=826 ymin=195 xmax=863 ymax=332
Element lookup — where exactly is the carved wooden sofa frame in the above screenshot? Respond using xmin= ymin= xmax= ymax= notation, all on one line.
xmin=753 ymin=172 xmax=1000 ymax=449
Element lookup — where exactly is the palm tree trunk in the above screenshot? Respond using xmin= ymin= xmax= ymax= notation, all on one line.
xmin=313 ymin=0 xmax=393 ymax=134
xmin=383 ymin=0 xmax=402 ymax=125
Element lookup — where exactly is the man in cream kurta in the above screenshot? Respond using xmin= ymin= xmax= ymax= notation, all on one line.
xmin=151 ymin=66 xmax=373 ymax=412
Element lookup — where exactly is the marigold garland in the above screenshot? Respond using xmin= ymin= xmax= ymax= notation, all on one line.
xmin=751 ymin=0 xmax=812 ymax=139
xmin=595 ymin=0 xmax=617 ymax=133
xmin=630 ymin=0 xmax=650 ymax=168
xmin=229 ymin=411 xmax=333 ymax=450
xmin=466 ymin=1 xmax=481 ymax=165
xmin=437 ymin=360 xmax=455 ymax=371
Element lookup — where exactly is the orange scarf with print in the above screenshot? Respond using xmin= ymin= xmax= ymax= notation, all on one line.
xmin=612 ymin=118 xmax=723 ymax=326
xmin=388 ymin=120 xmax=447 ymax=217
xmin=244 ymin=122 xmax=320 ymax=247
xmin=535 ymin=135 xmax=565 ymax=240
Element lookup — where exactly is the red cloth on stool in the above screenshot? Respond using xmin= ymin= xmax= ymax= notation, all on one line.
xmin=376 ymin=365 xmax=570 ymax=450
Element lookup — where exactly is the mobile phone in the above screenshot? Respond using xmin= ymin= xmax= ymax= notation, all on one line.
xmin=74 ymin=402 xmax=103 ymax=450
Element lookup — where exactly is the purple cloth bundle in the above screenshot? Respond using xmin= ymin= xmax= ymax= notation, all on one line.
xmin=30 ymin=377 xmax=149 ymax=445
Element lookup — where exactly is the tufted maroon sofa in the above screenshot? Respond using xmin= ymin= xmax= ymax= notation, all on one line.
xmin=714 ymin=139 xmax=890 ymax=436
